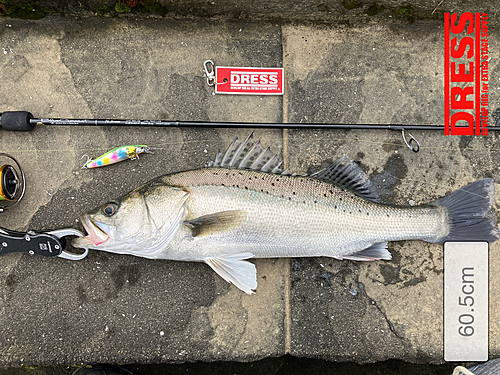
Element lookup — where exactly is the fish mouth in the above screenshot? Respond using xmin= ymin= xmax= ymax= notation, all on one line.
xmin=73 ymin=214 xmax=109 ymax=247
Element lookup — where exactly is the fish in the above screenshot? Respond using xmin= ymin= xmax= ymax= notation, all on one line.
xmin=72 ymin=133 xmax=499 ymax=294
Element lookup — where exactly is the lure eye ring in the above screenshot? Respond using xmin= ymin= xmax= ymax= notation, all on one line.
xmin=102 ymin=201 xmax=119 ymax=217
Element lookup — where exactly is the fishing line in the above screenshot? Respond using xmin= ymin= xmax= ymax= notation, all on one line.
xmin=2 ymin=135 xmax=499 ymax=154
xmin=2 ymin=129 xmax=498 ymax=201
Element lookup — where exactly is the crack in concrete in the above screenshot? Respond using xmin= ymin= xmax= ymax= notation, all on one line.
xmin=358 ymin=281 xmax=404 ymax=340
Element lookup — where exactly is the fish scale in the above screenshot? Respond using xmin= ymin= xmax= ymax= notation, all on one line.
xmin=162 ymin=168 xmax=446 ymax=260
xmin=72 ymin=134 xmax=499 ymax=294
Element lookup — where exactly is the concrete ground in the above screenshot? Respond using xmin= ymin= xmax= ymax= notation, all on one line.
xmin=0 ymin=10 xmax=499 ymax=370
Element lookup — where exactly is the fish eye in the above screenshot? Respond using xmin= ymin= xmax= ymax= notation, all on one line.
xmin=102 ymin=201 xmax=119 ymax=217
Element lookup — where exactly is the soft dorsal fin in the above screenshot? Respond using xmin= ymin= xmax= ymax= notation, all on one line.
xmin=205 ymin=133 xmax=379 ymax=202
xmin=310 ymin=156 xmax=380 ymax=202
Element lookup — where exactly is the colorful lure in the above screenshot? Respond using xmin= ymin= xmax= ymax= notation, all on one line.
xmin=82 ymin=145 xmax=154 ymax=169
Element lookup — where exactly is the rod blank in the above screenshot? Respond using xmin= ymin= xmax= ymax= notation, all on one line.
xmin=1 ymin=111 xmax=498 ymax=132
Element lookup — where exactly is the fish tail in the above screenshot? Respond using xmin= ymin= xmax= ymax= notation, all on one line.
xmin=434 ymin=178 xmax=499 ymax=243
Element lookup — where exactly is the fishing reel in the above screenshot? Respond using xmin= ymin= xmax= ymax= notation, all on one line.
xmin=0 ymin=153 xmax=25 ymax=212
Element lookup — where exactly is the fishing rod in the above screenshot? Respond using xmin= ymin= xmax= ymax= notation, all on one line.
xmin=1 ymin=111 xmax=498 ymax=152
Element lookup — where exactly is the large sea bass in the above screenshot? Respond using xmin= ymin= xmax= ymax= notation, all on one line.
xmin=73 ymin=133 xmax=499 ymax=294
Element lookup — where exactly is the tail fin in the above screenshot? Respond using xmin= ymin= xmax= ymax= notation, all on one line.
xmin=434 ymin=178 xmax=499 ymax=243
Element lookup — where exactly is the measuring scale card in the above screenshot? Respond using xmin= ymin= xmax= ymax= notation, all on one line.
xmin=444 ymin=242 xmax=488 ymax=361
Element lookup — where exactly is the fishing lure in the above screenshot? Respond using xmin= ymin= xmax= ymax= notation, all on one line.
xmin=82 ymin=145 xmax=154 ymax=169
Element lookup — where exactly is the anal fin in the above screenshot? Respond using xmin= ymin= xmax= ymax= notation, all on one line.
xmin=205 ymin=253 xmax=257 ymax=294
xmin=338 ymin=242 xmax=391 ymax=261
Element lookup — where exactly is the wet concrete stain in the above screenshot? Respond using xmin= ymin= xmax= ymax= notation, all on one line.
xmin=382 ymin=139 xmax=404 ymax=153
xmin=370 ymin=154 xmax=408 ymax=204
xmin=77 ymin=284 xmax=87 ymax=303
xmin=403 ymin=276 xmax=426 ymax=287
xmin=379 ymin=264 xmax=402 ymax=285
xmin=493 ymin=108 xmax=500 ymax=125
xmin=110 ymin=264 xmax=140 ymax=296
xmin=292 ymin=259 xmax=303 ymax=271
xmin=318 ymin=271 xmax=333 ymax=286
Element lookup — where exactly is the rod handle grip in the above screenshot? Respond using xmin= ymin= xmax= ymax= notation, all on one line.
xmin=0 ymin=111 xmax=34 ymax=131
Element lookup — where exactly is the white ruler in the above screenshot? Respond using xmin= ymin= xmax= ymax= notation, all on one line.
xmin=444 ymin=242 xmax=488 ymax=361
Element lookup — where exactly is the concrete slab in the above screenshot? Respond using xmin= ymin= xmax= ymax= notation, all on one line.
xmin=283 ymin=21 xmax=500 ymax=363
xmin=0 ymin=17 xmax=285 ymax=366
xmin=0 ymin=13 xmax=499 ymax=369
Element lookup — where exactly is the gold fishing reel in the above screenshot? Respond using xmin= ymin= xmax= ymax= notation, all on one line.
xmin=0 ymin=153 xmax=25 ymax=212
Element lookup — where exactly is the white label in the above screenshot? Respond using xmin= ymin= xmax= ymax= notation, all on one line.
xmin=444 ymin=242 xmax=488 ymax=361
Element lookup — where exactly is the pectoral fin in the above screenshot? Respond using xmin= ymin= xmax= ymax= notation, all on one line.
xmin=185 ymin=210 xmax=246 ymax=237
xmin=204 ymin=253 xmax=257 ymax=294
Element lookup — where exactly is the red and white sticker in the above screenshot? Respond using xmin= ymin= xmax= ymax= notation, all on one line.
xmin=214 ymin=66 xmax=284 ymax=95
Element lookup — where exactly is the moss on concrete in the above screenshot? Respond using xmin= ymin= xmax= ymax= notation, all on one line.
xmin=393 ymin=3 xmax=416 ymax=23
xmin=366 ymin=2 xmax=384 ymax=16
xmin=342 ymin=0 xmax=362 ymax=10
xmin=114 ymin=1 xmax=130 ymax=12
xmin=0 ymin=0 xmax=56 ymax=19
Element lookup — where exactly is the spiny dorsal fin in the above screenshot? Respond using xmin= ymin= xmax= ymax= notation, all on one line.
xmin=205 ymin=133 xmax=379 ymax=202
